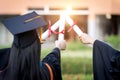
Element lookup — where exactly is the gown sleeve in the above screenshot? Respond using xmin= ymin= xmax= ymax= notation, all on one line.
xmin=93 ymin=40 xmax=120 ymax=80
xmin=41 ymin=48 xmax=62 ymax=80
xmin=0 ymin=48 xmax=10 ymax=80
xmin=0 ymin=48 xmax=10 ymax=70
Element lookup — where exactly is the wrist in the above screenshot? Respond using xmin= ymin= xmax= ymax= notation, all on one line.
xmin=90 ymin=39 xmax=96 ymax=44
xmin=55 ymin=40 xmax=66 ymax=50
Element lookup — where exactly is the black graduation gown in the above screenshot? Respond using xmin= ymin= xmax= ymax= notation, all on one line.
xmin=41 ymin=47 xmax=62 ymax=80
xmin=0 ymin=48 xmax=10 ymax=71
xmin=93 ymin=40 xmax=120 ymax=80
xmin=0 ymin=48 xmax=11 ymax=80
xmin=0 ymin=48 xmax=62 ymax=80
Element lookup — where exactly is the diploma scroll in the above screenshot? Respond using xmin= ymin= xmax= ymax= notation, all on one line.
xmin=65 ymin=15 xmax=83 ymax=36
xmin=58 ymin=15 xmax=65 ymax=41
xmin=42 ymin=20 xmax=60 ymax=40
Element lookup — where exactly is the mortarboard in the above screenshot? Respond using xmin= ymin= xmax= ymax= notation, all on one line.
xmin=2 ymin=11 xmax=47 ymax=35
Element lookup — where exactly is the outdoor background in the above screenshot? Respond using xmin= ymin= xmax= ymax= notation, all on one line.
xmin=40 ymin=35 xmax=120 ymax=80
xmin=0 ymin=0 xmax=120 ymax=80
xmin=0 ymin=28 xmax=120 ymax=80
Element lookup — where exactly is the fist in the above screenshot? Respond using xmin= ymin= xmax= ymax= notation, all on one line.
xmin=79 ymin=33 xmax=95 ymax=44
xmin=55 ymin=40 xmax=66 ymax=50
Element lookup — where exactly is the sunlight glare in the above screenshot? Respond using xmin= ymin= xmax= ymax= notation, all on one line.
xmin=64 ymin=6 xmax=72 ymax=15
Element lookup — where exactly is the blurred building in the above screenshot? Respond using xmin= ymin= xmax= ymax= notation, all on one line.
xmin=0 ymin=0 xmax=120 ymax=45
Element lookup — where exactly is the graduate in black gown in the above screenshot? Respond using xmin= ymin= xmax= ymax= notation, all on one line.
xmin=0 ymin=11 xmax=65 ymax=80
xmin=79 ymin=33 xmax=120 ymax=80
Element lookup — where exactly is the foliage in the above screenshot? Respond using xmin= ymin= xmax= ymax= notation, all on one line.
xmin=62 ymin=74 xmax=93 ymax=80
xmin=41 ymin=48 xmax=53 ymax=59
xmin=0 ymin=44 xmax=11 ymax=49
xmin=66 ymin=41 xmax=91 ymax=51
xmin=105 ymin=35 xmax=120 ymax=50
xmin=41 ymin=48 xmax=93 ymax=80
xmin=61 ymin=57 xmax=93 ymax=75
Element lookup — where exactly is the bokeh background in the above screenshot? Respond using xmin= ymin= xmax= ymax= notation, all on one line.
xmin=0 ymin=0 xmax=120 ymax=80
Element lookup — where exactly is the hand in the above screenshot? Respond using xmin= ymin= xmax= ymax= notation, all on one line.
xmin=79 ymin=33 xmax=96 ymax=44
xmin=55 ymin=40 xmax=66 ymax=50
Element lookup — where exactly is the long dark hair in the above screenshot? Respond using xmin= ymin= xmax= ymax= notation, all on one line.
xmin=8 ymin=30 xmax=41 ymax=80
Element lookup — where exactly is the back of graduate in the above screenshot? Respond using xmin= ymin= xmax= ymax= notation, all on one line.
xmin=93 ymin=40 xmax=120 ymax=80
xmin=0 ymin=12 xmax=45 ymax=80
xmin=79 ymin=33 xmax=120 ymax=80
xmin=0 ymin=12 xmax=63 ymax=80
xmin=10 ymin=30 xmax=41 ymax=80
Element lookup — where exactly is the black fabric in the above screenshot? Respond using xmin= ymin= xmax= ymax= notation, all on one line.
xmin=42 ymin=48 xmax=62 ymax=80
xmin=0 ymin=48 xmax=10 ymax=70
xmin=0 ymin=48 xmax=62 ymax=80
xmin=0 ymin=30 xmax=41 ymax=80
xmin=13 ymin=30 xmax=38 ymax=48
xmin=0 ymin=48 xmax=10 ymax=80
xmin=0 ymin=30 xmax=62 ymax=80
xmin=93 ymin=40 xmax=120 ymax=80
xmin=10 ymin=30 xmax=41 ymax=80
xmin=39 ymin=62 xmax=50 ymax=80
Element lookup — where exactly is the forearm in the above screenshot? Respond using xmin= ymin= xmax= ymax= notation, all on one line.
xmin=79 ymin=33 xmax=96 ymax=45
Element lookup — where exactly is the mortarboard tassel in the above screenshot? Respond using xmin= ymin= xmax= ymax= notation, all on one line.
xmin=39 ymin=27 xmax=43 ymax=44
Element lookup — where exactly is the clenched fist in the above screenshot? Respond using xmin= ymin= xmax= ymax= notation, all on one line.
xmin=55 ymin=40 xmax=66 ymax=50
xmin=79 ymin=33 xmax=96 ymax=45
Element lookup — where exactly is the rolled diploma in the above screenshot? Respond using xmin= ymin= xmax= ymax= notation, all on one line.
xmin=58 ymin=15 xmax=65 ymax=40
xmin=65 ymin=15 xmax=83 ymax=36
xmin=42 ymin=20 xmax=60 ymax=40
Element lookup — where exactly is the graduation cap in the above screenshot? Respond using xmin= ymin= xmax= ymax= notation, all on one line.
xmin=2 ymin=11 xmax=47 ymax=35
xmin=0 ymin=12 xmax=49 ymax=80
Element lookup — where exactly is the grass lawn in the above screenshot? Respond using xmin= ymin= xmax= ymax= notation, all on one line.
xmin=41 ymin=48 xmax=93 ymax=80
xmin=63 ymin=74 xmax=93 ymax=80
